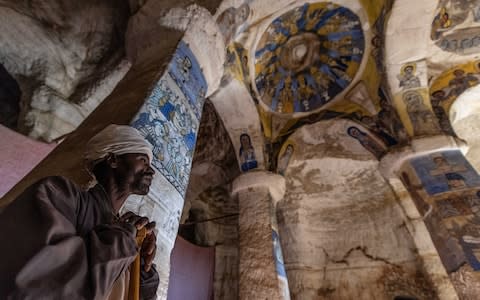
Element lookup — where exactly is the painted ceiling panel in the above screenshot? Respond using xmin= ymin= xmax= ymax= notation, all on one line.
xmin=254 ymin=2 xmax=365 ymax=114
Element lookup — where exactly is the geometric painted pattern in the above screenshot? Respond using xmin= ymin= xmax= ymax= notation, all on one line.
xmin=255 ymin=2 xmax=364 ymax=113
xmin=131 ymin=41 xmax=207 ymax=196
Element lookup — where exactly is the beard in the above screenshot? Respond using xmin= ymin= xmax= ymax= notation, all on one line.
xmin=131 ymin=171 xmax=153 ymax=195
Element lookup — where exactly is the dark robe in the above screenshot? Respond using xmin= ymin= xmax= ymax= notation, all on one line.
xmin=0 ymin=176 xmax=159 ymax=299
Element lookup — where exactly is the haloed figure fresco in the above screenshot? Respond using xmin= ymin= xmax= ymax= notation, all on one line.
xmin=406 ymin=150 xmax=480 ymax=271
xmin=347 ymin=126 xmax=386 ymax=159
xmin=239 ymin=133 xmax=258 ymax=172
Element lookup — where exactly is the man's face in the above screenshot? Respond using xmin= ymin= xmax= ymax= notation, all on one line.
xmin=405 ymin=92 xmax=422 ymax=108
xmin=240 ymin=135 xmax=250 ymax=148
xmin=405 ymin=66 xmax=413 ymax=75
xmin=285 ymin=145 xmax=294 ymax=155
xmin=454 ymin=69 xmax=464 ymax=78
xmin=432 ymin=90 xmax=445 ymax=100
xmin=348 ymin=127 xmax=360 ymax=137
xmin=117 ymin=153 xmax=155 ymax=195
xmin=434 ymin=157 xmax=448 ymax=167
xmin=448 ymin=179 xmax=466 ymax=190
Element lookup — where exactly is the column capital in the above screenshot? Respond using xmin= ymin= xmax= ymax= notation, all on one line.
xmin=232 ymin=171 xmax=286 ymax=204
xmin=379 ymin=135 xmax=467 ymax=178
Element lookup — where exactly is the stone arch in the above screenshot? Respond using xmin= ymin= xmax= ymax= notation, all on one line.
xmin=276 ymin=119 xmax=388 ymax=177
xmin=275 ymin=118 xmax=435 ymax=299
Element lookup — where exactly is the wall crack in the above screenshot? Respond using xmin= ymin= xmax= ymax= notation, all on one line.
xmin=322 ymin=246 xmax=400 ymax=268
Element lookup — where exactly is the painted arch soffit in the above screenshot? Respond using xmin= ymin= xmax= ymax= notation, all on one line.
xmin=253 ymin=2 xmax=366 ymax=115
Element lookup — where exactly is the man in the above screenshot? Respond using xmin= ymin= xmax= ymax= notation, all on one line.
xmin=0 ymin=124 xmax=159 ymax=299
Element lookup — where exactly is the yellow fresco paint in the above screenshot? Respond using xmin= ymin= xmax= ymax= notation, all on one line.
xmin=430 ymin=61 xmax=480 ymax=113
xmin=394 ymin=88 xmax=433 ymax=137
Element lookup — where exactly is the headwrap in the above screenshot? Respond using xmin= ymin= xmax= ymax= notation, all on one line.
xmin=84 ymin=124 xmax=153 ymax=173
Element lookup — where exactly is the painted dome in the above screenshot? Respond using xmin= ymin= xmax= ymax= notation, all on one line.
xmin=254 ymin=2 xmax=365 ymax=113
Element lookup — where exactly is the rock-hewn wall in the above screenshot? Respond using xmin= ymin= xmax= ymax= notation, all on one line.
xmin=277 ymin=119 xmax=437 ymax=299
xmin=0 ymin=0 xmax=132 ymax=141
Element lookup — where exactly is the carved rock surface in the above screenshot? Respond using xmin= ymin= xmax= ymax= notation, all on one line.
xmin=277 ymin=120 xmax=437 ymax=299
xmin=0 ymin=0 xmax=131 ymax=141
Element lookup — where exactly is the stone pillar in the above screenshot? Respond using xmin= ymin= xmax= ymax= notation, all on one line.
xmin=232 ymin=171 xmax=290 ymax=300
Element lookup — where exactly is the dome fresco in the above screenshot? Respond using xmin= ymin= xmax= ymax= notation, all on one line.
xmin=254 ymin=2 xmax=365 ymax=114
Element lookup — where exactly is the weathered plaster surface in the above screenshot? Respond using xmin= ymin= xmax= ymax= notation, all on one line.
xmin=233 ymin=179 xmax=282 ymax=300
xmin=0 ymin=0 xmax=132 ymax=141
xmin=5 ymin=0 xmax=480 ymax=298
xmin=277 ymin=120 xmax=436 ymax=299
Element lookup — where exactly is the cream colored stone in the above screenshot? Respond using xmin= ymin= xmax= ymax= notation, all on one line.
xmin=0 ymin=1 xmax=131 ymax=141
xmin=210 ymin=79 xmax=265 ymax=171
xmin=232 ymin=171 xmax=285 ymax=204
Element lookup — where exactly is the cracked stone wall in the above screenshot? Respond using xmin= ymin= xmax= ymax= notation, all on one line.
xmin=276 ymin=119 xmax=437 ymax=299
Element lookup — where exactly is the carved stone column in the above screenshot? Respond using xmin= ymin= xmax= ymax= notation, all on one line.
xmin=232 ymin=171 xmax=290 ymax=300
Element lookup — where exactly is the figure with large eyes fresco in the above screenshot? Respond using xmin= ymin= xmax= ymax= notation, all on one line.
xmin=406 ymin=150 xmax=480 ymax=271
xmin=347 ymin=126 xmax=387 ymax=159
xmin=446 ymin=69 xmax=479 ymax=97
xmin=430 ymin=90 xmax=456 ymax=135
xmin=217 ymin=3 xmax=251 ymax=43
xmin=397 ymin=63 xmax=421 ymax=90
xmin=377 ymin=87 xmax=409 ymax=143
xmin=430 ymin=154 xmax=467 ymax=176
xmin=431 ymin=7 xmax=454 ymax=40
xmin=239 ymin=133 xmax=258 ymax=172
xmin=403 ymin=90 xmax=440 ymax=136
